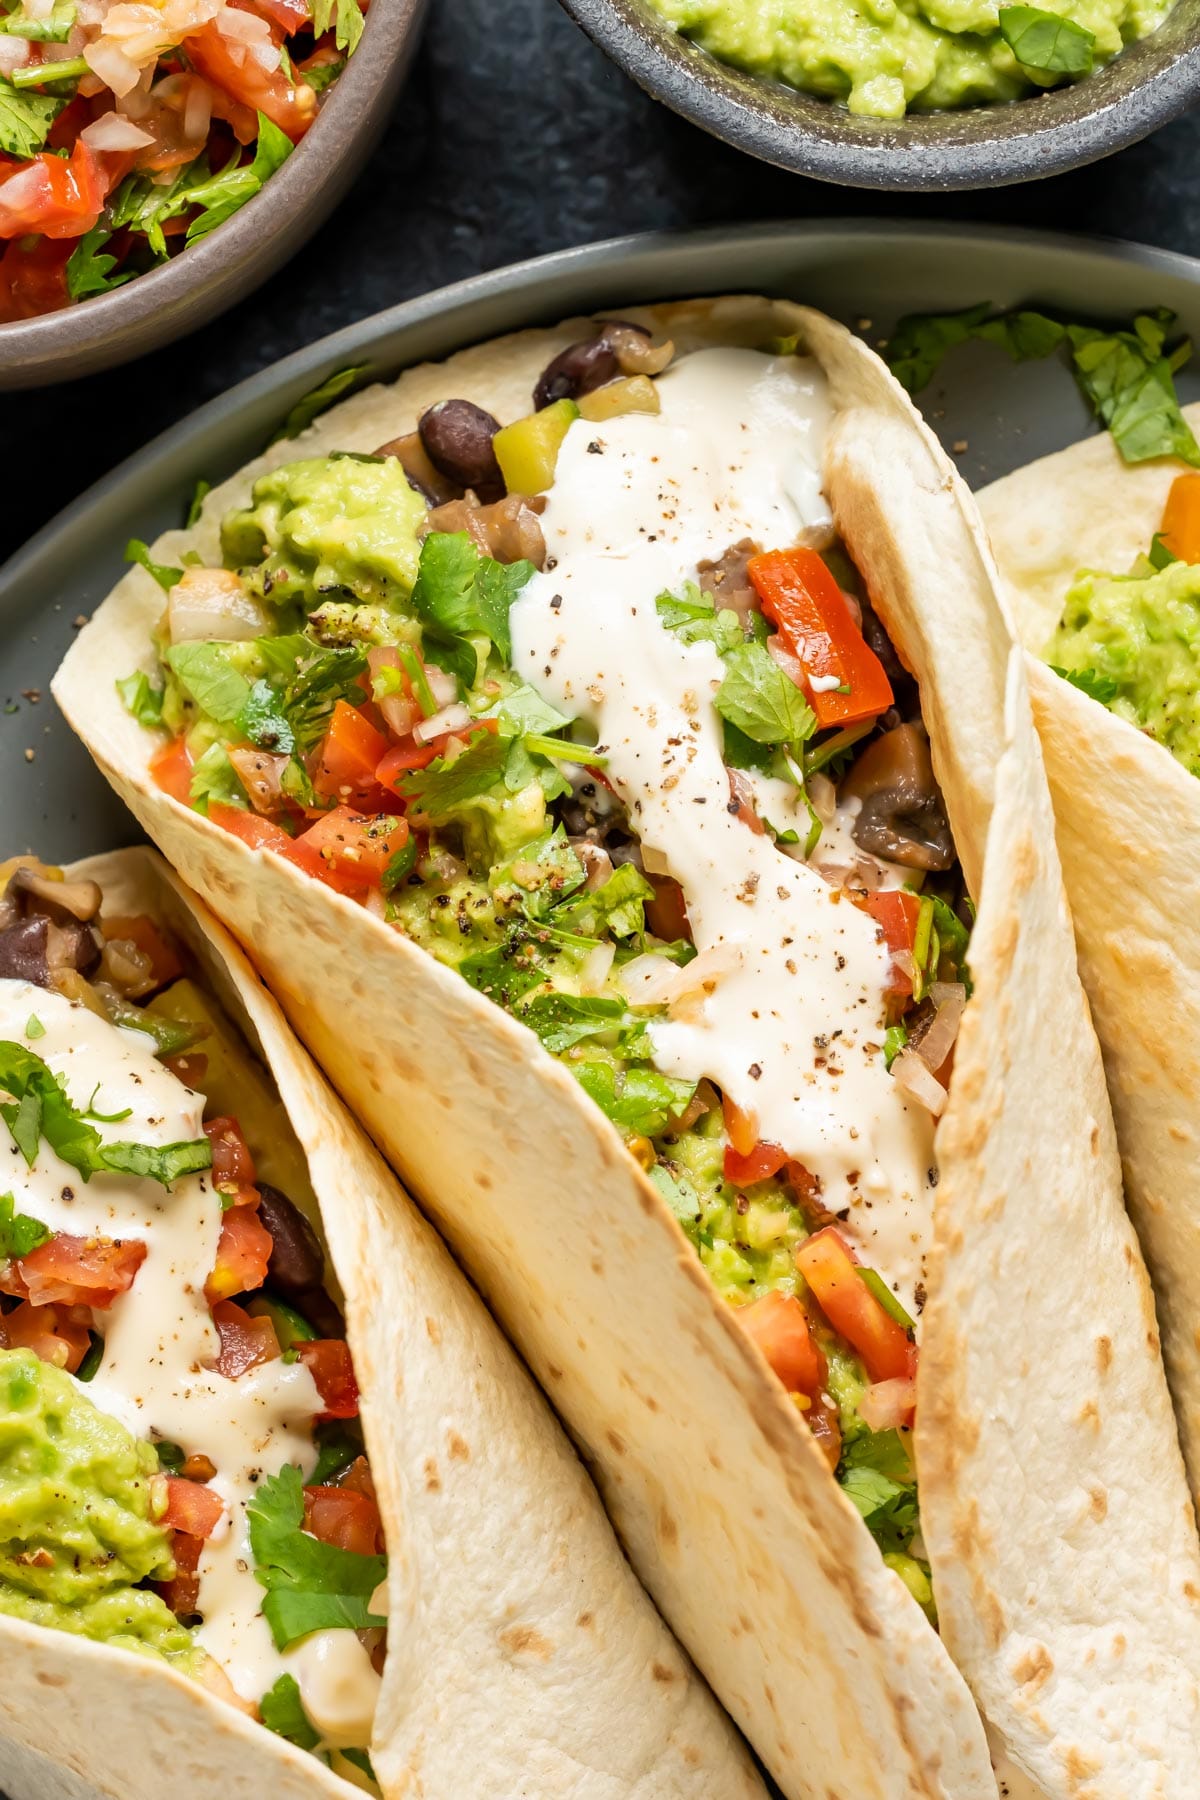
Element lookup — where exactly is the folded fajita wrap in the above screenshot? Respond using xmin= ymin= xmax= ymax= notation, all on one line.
xmin=0 ymin=846 xmax=759 ymax=1800
xmin=979 ymin=411 xmax=1200 ymax=1513
xmin=54 ymin=298 xmax=1200 ymax=1800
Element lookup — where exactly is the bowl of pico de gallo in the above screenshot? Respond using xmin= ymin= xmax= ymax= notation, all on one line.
xmin=0 ymin=0 xmax=425 ymax=385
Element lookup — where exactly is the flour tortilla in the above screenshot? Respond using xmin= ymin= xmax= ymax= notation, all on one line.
xmin=53 ymin=299 xmax=1200 ymax=1799
xmin=979 ymin=411 xmax=1200 ymax=1521
xmin=0 ymin=847 xmax=758 ymax=1800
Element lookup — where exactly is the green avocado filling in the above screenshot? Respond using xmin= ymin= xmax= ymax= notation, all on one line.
xmin=127 ymin=450 xmax=947 ymax=1602
xmin=0 ymin=1349 xmax=203 ymax=1672
xmin=642 ymin=0 xmax=1172 ymax=121
xmin=1049 ymin=554 xmax=1200 ymax=775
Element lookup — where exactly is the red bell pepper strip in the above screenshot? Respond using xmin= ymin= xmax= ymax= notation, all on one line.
xmin=748 ymin=547 xmax=894 ymax=729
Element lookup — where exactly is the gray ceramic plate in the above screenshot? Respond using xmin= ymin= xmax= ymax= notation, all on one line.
xmin=3 ymin=217 xmax=1200 ymax=862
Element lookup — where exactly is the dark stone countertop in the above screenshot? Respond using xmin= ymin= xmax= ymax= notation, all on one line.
xmin=2 ymin=0 xmax=1199 ymax=564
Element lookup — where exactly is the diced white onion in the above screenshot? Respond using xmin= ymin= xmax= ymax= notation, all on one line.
xmin=0 ymin=39 xmax=31 ymax=75
xmin=578 ymin=941 xmax=615 ymax=996
xmin=413 ymin=702 xmax=471 ymax=744
xmin=891 ymin=1048 xmax=947 ymax=1119
xmin=168 ymin=566 xmax=269 ymax=643
xmin=84 ymin=36 xmax=142 ymax=95
xmin=246 ymin=35 xmax=281 ymax=70
xmin=859 ymin=1377 xmax=916 ymax=1432
xmin=618 ymin=941 xmax=742 ymax=1013
xmin=183 ymin=75 xmax=212 ymax=141
xmin=640 ymin=843 xmax=671 ymax=877
xmin=0 ymin=163 xmax=48 ymax=218
xmin=425 ymin=663 xmax=458 ymax=709
xmin=215 ymin=4 xmax=270 ymax=38
xmin=913 ymin=982 xmax=966 ymax=1074
xmin=808 ymin=672 xmax=842 ymax=694
xmin=81 ymin=112 xmax=155 ymax=150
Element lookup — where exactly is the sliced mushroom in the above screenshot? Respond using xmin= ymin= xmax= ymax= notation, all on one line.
xmin=599 ymin=322 xmax=675 ymax=378
xmin=424 ymin=492 xmax=547 ymax=568
xmin=47 ymin=919 xmax=103 ymax=980
xmin=841 ymin=722 xmax=954 ymax=872
xmin=0 ymin=916 xmax=50 ymax=986
xmin=375 ymin=432 xmax=460 ymax=508
xmin=696 ymin=538 xmax=762 ymax=631
xmin=9 ymin=866 xmax=102 ymax=924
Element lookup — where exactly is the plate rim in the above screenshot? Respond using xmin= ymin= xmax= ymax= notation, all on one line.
xmin=6 ymin=215 xmax=1200 ymax=596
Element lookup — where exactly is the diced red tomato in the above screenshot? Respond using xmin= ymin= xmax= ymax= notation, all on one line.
xmin=313 ymin=701 xmax=392 ymax=808
xmin=725 ymin=1139 xmax=789 ymax=1185
xmin=291 ymin=807 xmax=409 ymax=894
xmin=205 ymin=1205 xmax=273 ymax=1304
xmin=720 ymin=1092 xmax=786 ymax=1183
xmin=162 ymin=1050 xmax=208 ymax=1087
xmin=4 ymin=1235 xmax=146 ymax=1310
xmin=376 ymin=738 xmax=439 ymax=781
xmin=206 ymin=802 xmax=300 ymax=860
xmin=161 ymin=1474 xmax=224 ymax=1538
xmin=297 ymin=1338 xmax=359 ymax=1419
xmin=0 ymin=236 xmax=72 ymax=323
xmin=102 ymin=914 xmax=184 ymax=987
xmin=0 ymin=1300 xmax=92 ymax=1372
xmin=159 ymin=1528 xmax=204 ymax=1616
xmin=184 ymin=20 xmax=318 ymax=142
xmin=861 ymin=888 xmax=922 ymax=1001
xmin=738 ymin=1291 xmax=823 ymax=1397
xmin=1161 ymin=472 xmax=1200 ymax=565
xmin=795 ymin=1227 xmax=916 ymax=1388
xmin=644 ymin=875 xmax=691 ymax=944
xmin=212 ymin=1298 xmax=280 ymax=1377
xmin=303 ymin=1484 xmax=381 ymax=1556
xmin=0 ymin=141 xmax=107 ymax=240
xmin=151 ymin=734 xmax=196 ymax=805
xmin=204 ymin=1116 xmax=256 ymax=1191
xmin=748 ymin=548 xmax=894 ymax=729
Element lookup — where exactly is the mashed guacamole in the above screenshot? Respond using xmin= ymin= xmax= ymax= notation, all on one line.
xmin=644 ymin=0 xmax=1174 ymax=118
xmin=1050 ymin=557 xmax=1200 ymax=776
xmin=0 ymin=1350 xmax=201 ymax=1670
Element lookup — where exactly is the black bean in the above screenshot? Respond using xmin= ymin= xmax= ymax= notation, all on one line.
xmin=418 ymin=400 xmax=504 ymax=500
xmin=533 ymin=338 xmax=618 ymax=410
xmin=257 ymin=1183 xmax=326 ymax=1296
xmin=0 ymin=917 xmax=49 ymax=986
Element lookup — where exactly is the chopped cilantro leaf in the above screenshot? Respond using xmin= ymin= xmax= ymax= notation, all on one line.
xmin=1148 ymin=532 xmax=1179 ymax=571
xmin=310 ymin=1422 xmax=363 ymax=1485
xmin=398 ymin=730 xmax=510 ymax=817
xmin=0 ymin=1191 xmax=50 ymax=1259
xmin=999 ymin=3 xmax=1095 ymax=74
xmin=410 ymin=531 xmax=534 ymax=670
xmin=518 ymin=993 xmax=636 ymax=1054
xmin=3 ymin=0 xmax=76 ymax=39
xmin=249 ymin=1463 xmax=387 ymax=1651
xmin=238 ymin=678 xmax=295 ymax=756
xmin=1049 ymin=663 xmax=1120 ymax=704
xmin=884 ymin=303 xmax=994 ymax=394
xmin=260 ymin=1673 xmax=320 ymax=1752
xmin=115 ymin=671 xmax=165 ymax=730
xmin=303 ymin=54 xmax=344 ymax=91
xmin=274 ymin=364 xmax=369 ymax=444
xmin=185 ymin=114 xmax=293 ymax=245
xmin=715 ymin=642 xmax=816 ymax=746
xmin=66 ymin=227 xmax=133 ymax=302
xmin=0 ymin=1042 xmax=212 ymax=1187
xmin=125 ymin=538 xmax=182 ymax=593
xmin=189 ymin=741 xmax=248 ymax=815
xmin=0 ymin=75 xmax=62 ymax=156
xmin=257 ymin=635 xmax=368 ymax=753
xmin=24 ymin=1016 xmax=44 ymax=1041
xmin=655 ymin=581 xmax=742 ymax=653
xmin=883 ymin=1022 xmax=908 ymax=1069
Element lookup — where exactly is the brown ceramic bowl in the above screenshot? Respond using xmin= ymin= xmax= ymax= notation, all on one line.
xmin=559 ymin=0 xmax=1200 ymax=190
xmin=0 ymin=0 xmax=426 ymax=390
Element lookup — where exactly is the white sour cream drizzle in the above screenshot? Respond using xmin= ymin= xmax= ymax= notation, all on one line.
xmin=510 ymin=348 xmax=937 ymax=1312
xmin=0 ymin=980 xmax=380 ymax=1742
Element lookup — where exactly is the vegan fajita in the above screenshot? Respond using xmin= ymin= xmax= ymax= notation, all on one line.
xmin=56 ymin=297 xmax=1200 ymax=1800
xmin=979 ymin=411 xmax=1200 ymax=1518
xmin=0 ymin=847 xmax=761 ymax=1800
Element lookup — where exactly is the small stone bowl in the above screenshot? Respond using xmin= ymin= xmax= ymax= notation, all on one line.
xmin=558 ymin=0 xmax=1200 ymax=191
xmin=0 ymin=0 xmax=427 ymax=390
